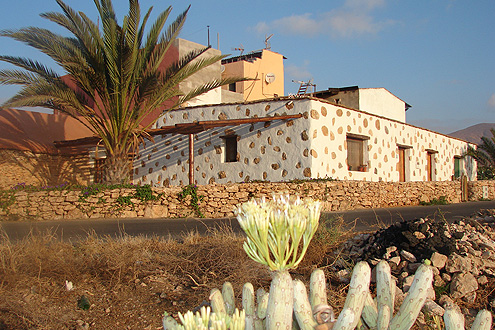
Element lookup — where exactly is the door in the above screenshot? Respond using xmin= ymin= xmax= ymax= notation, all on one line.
xmin=427 ymin=151 xmax=434 ymax=181
xmin=398 ymin=147 xmax=406 ymax=182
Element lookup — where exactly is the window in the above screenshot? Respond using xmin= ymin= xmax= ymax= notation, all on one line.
xmin=346 ymin=134 xmax=369 ymax=171
xmin=228 ymin=83 xmax=236 ymax=92
xmin=222 ymin=135 xmax=238 ymax=163
xmin=454 ymin=156 xmax=463 ymax=179
xmin=426 ymin=150 xmax=437 ymax=181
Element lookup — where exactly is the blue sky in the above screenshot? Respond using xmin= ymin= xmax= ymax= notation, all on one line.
xmin=0 ymin=0 xmax=493 ymax=134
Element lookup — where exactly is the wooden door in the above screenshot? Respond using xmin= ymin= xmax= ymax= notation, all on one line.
xmin=398 ymin=147 xmax=406 ymax=182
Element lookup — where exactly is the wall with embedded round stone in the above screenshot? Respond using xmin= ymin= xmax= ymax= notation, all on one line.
xmin=133 ymin=97 xmax=476 ymax=187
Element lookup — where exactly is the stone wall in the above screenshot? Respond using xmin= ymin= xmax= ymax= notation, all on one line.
xmin=0 ymin=149 xmax=93 ymax=190
xmin=1 ymin=180 xmax=493 ymax=221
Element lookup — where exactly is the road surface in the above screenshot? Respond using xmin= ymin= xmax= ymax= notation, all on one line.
xmin=1 ymin=200 xmax=494 ymax=241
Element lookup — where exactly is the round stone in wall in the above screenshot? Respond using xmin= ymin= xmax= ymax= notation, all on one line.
xmin=244 ymin=158 xmax=249 ymax=164
xmin=166 ymin=154 xmax=171 ymax=160
xmin=183 ymin=113 xmax=188 ymax=119
xmin=282 ymin=152 xmax=287 ymax=160
xmin=296 ymin=162 xmax=301 ymax=169
xmin=209 ymin=177 xmax=215 ymax=184
xmin=202 ymin=172 xmax=206 ymax=178
xmin=264 ymin=122 xmax=271 ymax=128
xmin=303 ymin=168 xmax=311 ymax=177
xmin=313 ymin=130 xmax=317 ymax=138
xmin=332 ymin=152 xmax=336 ymax=159
xmin=198 ymin=148 xmax=203 ymax=155
xmin=286 ymin=120 xmax=294 ymax=127
xmin=265 ymin=105 xmax=270 ymax=111
xmin=310 ymin=149 xmax=318 ymax=158
xmin=254 ymin=157 xmax=261 ymax=164
xmin=303 ymin=149 xmax=309 ymax=157
xmin=257 ymin=131 xmax=262 ymax=138
xmin=267 ymin=137 xmax=272 ymax=145
xmin=336 ymin=109 xmax=343 ymax=117
xmin=301 ymin=130 xmax=309 ymax=141
xmin=337 ymin=127 xmax=343 ymax=134
xmin=148 ymin=168 xmax=153 ymax=174
xmin=218 ymin=171 xmax=226 ymax=179
xmin=236 ymin=105 xmax=241 ymax=111
xmin=347 ymin=125 xmax=351 ymax=132
xmin=261 ymin=146 xmax=266 ymax=154
xmin=273 ymin=146 xmax=281 ymax=152
xmin=239 ymin=172 xmax=243 ymax=178
xmin=310 ymin=109 xmax=320 ymax=119
xmin=277 ymin=130 xmax=284 ymax=136
xmin=246 ymin=109 xmax=250 ymax=116
xmin=249 ymin=142 xmax=255 ymax=149
xmin=263 ymin=172 xmax=267 ymax=180
xmin=321 ymin=107 xmax=327 ymax=117
xmin=271 ymin=163 xmax=280 ymax=170
xmin=322 ymin=126 xmax=329 ymax=136
xmin=282 ymin=169 xmax=288 ymax=177
xmin=363 ymin=118 xmax=368 ymax=128
xmin=375 ymin=120 xmax=381 ymax=130
xmin=286 ymin=137 xmax=292 ymax=143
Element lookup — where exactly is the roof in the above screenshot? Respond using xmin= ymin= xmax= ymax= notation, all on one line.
xmin=221 ymin=49 xmax=287 ymax=65
xmin=313 ymin=86 xmax=412 ymax=110
xmin=0 ymin=108 xmax=93 ymax=154
xmin=54 ymin=113 xmax=303 ymax=148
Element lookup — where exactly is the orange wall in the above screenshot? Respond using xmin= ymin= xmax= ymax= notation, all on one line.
xmin=222 ymin=50 xmax=284 ymax=101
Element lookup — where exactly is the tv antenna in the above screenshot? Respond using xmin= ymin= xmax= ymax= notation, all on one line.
xmin=292 ymin=79 xmax=316 ymax=96
xmin=231 ymin=44 xmax=244 ymax=55
xmin=264 ymin=34 xmax=274 ymax=50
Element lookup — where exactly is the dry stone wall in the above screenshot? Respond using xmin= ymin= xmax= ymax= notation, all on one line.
xmin=0 ymin=149 xmax=93 ymax=190
xmin=1 ymin=180 xmax=494 ymax=221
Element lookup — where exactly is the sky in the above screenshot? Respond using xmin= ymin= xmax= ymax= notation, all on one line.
xmin=0 ymin=0 xmax=493 ymax=134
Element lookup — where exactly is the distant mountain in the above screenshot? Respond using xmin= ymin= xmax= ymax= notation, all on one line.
xmin=448 ymin=123 xmax=495 ymax=144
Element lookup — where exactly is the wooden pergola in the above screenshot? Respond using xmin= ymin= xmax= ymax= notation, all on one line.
xmin=54 ymin=113 xmax=303 ymax=184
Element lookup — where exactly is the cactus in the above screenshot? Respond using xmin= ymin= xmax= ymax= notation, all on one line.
xmin=234 ymin=194 xmax=321 ymax=330
xmin=333 ymin=262 xmax=371 ymax=330
xmin=162 ymin=195 xmax=491 ymax=330
xmin=163 ymin=306 xmax=245 ymax=330
xmin=444 ymin=304 xmax=493 ymax=330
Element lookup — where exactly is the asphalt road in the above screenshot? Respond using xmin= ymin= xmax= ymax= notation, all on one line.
xmin=1 ymin=200 xmax=495 ymax=241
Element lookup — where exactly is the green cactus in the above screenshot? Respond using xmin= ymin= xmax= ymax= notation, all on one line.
xmin=162 ymin=306 xmax=245 ymax=330
xmin=223 ymin=282 xmax=236 ymax=316
xmin=293 ymin=279 xmax=318 ymax=330
xmin=444 ymin=304 xmax=493 ymax=330
xmin=162 ymin=195 xmax=491 ymax=330
xmin=333 ymin=262 xmax=371 ymax=330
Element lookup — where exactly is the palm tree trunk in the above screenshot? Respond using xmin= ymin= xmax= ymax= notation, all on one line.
xmin=104 ymin=152 xmax=131 ymax=184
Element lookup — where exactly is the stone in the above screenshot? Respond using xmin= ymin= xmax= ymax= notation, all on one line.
xmin=430 ymin=252 xmax=448 ymax=269
xmin=383 ymin=246 xmax=397 ymax=259
xmin=450 ymin=272 xmax=478 ymax=299
xmin=445 ymin=253 xmax=473 ymax=273
xmin=422 ymin=299 xmax=444 ymax=316
xmin=402 ymin=275 xmax=415 ymax=292
xmin=477 ymin=275 xmax=488 ymax=285
xmin=389 ymin=256 xmax=401 ymax=266
xmin=400 ymin=250 xmax=417 ymax=263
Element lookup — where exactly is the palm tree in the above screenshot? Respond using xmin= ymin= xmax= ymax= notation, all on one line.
xmin=466 ymin=128 xmax=495 ymax=179
xmin=0 ymin=0 xmax=246 ymax=184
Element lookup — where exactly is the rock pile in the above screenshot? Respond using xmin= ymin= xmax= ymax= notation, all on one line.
xmin=334 ymin=209 xmax=495 ymax=318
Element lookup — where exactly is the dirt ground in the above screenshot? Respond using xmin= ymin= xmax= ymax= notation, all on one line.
xmin=0 ymin=220 xmax=348 ymax=330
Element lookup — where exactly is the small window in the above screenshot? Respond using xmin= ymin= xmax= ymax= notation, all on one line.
xmin=222 ymin=135 xmax=238 ymax=163
xmin=228 ymin=83 xmax=236 ymax=92
xmin=346 ymin=135 xmax=368 ymax=171
xmin=454 ymin=156 xmax=463 ymax=179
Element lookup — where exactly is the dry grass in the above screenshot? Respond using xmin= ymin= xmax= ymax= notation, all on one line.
xmin=0 ymin=219 xmax=349 ymax=330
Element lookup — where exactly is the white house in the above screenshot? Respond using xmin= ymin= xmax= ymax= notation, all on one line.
xmin=132 ymin=93 xmax=476 ymax=186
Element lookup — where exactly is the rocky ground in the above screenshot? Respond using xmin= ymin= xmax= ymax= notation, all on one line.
xmin=334 ymin=209 xmax=495 ymax=326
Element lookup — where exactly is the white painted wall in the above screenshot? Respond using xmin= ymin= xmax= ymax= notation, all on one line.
xmin=134 ymin=98 xmax=476 ymax=186
xmin=358 ymin=88 xmax=406 ymax=123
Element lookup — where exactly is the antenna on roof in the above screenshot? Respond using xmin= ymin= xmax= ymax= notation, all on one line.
xmin=264 ymin=34 xmax=274 ymax=50
xmin=231 ymin=44 xmax=244 ymax=55
xmin=292 ymin=79 xmax=316 ymax=96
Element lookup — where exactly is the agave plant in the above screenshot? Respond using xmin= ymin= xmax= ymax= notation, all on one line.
xmin=0 ymin=0 xmax=246 ymax=183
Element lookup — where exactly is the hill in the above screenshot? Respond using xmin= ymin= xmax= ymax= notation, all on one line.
xmin=448 ymin=123 xmax=495 ymax=144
